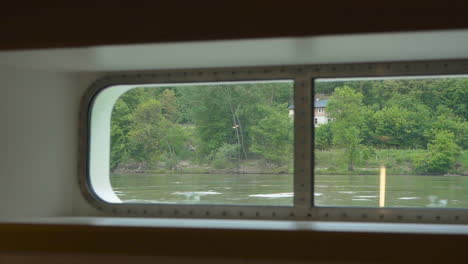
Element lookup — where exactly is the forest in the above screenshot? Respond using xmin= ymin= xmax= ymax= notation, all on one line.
xmin=110 ymin=81 xmax=294 ymax=173
xmin=315 ymin=77 xmax=467 ymax=175
xmin=110 ymin=77 xmax=467 ymax=176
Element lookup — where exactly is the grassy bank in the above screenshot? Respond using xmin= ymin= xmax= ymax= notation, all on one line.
xmin=315 ymin=149 xmax=468 ymax=175
xmin=118 ymin=158 xmax=294 ymax=175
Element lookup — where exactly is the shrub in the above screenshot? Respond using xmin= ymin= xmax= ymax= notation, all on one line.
xmin=212 ymin=143 xmax=240 ymax=169
xmin=413 ymin=130 xmax=461 ymax=174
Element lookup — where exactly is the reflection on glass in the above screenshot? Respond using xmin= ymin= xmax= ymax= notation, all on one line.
xmin=110 ymin=80 xmax=294 ymax=205
xmin=314 ymin=76 xmax=468 ymax=208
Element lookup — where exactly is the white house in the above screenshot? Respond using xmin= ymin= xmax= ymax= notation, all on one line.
xmin=289 ymin=98 xmax=329 ymax=127
xmin=314 ymin=99 xmax=329 ymax=127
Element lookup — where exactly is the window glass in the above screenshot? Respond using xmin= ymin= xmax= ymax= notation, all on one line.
xmin=109 ymin=80 xmax=294 ymax=205
xmin=314 ymin=76 xmax=468 ymax=208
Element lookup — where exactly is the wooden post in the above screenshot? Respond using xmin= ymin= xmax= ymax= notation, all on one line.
xmin=379 ymin=165 xmax=386 ymax=207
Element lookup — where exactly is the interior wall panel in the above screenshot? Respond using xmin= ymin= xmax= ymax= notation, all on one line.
xmin=0 ymin=68 xmax=77 ymax=217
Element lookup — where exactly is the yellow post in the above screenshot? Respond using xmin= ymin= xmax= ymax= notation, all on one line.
xmin=379 ymin=165 xmax=386 ymax=207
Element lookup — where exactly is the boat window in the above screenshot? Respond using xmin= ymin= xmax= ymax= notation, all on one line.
xmin=81 ymin=60 xmax=468 ymax=223
xmin=314 ymin=76 xmax=468 ymax=208
xmin=107 ymin=80 xmax=294 ymax=205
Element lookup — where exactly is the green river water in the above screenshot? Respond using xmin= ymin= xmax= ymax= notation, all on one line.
xmin=110 ymin=173 xmax=468 ymax=208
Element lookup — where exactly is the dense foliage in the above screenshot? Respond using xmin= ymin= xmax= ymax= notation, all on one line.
xmin=316 ymin=78 xmax=467 ymax=174
xmin=110 ymin=77 xmax=467 ymax=175
xmin=110 ymin=82 xmax=294 ymax=172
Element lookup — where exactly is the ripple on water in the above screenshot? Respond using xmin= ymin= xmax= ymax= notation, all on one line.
xmin=399 ymin=197 xmax=420 ymax=200
xmin=249 ymin=192 xmax=293 ymax=198
xmin=173 ymin=191 xmax=221 ymax=196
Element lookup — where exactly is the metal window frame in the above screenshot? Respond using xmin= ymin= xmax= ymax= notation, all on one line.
xmin=79 ymin=59 xmax=468 ymax=224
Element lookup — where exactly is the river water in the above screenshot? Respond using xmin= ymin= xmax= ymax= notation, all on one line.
xmin=110 ymin=173 xmax=468 ymax=208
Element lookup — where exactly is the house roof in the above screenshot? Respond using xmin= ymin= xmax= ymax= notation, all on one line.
xmin=314 ymin=99 xmax=328 ymax=108
xmin=288 ymin=99 xmax=328 ymax=109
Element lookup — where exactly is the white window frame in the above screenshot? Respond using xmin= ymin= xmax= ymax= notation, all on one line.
xmin=79 ymin=59 xmax=468 ymax=224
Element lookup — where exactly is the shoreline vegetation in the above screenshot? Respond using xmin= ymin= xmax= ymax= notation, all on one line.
xmin=113 ymin=149 xmax=467 ymax=176
xmin=315 ymin=149 xmax=468 ymax=176
xmin=109 ymin=149 xmax=468 ymax=177
xmin=110 ymin=79 xmax=467 ymax=177
xmin=113 ymin=158 xmax=294 ymax=175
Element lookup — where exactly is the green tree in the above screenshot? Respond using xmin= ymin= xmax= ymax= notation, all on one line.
xmin=425 ymin=106 xmax=468 ymax=149
xmin=127 ymin=98 xmax=165 ymax=165
xmin=315 ymin=123 xmax=333 ymax=150
xmin=250 ymin=104 xmax=293 ymax=166
xmin=371 ymin=104 xmax=430 ymax=148
xmin=327 ymin=86 xmax=365 ymax=171
xmin=110 ymin=99 xmax=132 ymax=170
xmin=160 ymin=89 xmax=178 ymax=122
xmin=413 ymin=130 xmax=461 ymax=174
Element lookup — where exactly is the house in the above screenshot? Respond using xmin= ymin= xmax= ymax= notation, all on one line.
xmin=288 ymin=104 xmax=295 ymax=118
xmin=314 ymin=98 xmax=329 ymax=127
xmin=289 ymin=98 xmax=330 ymax=127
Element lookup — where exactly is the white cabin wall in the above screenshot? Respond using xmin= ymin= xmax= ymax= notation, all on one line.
xmin=0 ymin=67 xmax=79 ymax=217
xmin=1 ymin=30 xmax=468 ymax=217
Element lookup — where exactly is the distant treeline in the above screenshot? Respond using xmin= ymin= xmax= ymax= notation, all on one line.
xmin=315 ymin=78 xmax=467 ymax=174
xmin=110 ymin=82 xmax=294 ymax=172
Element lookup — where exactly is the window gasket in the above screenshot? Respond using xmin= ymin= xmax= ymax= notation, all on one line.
xmin=79 ymin=60 xmax=468 ymax=224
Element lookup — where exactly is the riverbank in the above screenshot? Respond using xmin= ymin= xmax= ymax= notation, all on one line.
xmin=315 ymin=149 xmax=468 ymax=176
xmin=113 ymin=158 xmax=294 ymax=175
xmin=113 ymin=149 xmax=467 ymax=176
